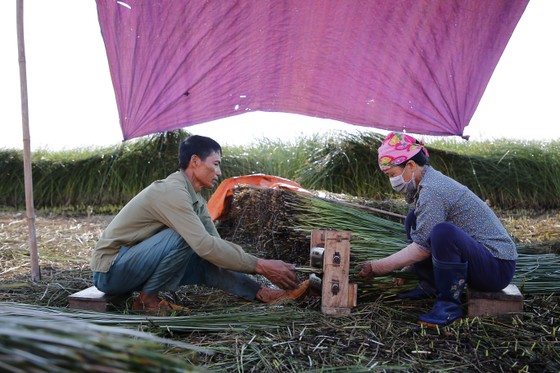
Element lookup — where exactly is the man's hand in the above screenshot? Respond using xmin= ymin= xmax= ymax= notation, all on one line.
xmin=256 ymin=259 xmax=299 ymax=290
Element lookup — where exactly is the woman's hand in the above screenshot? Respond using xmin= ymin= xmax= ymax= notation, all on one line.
xmin=392 ymin=265 xmax=413 ymax=286
xmin=356 ymin=261 xmax=382 ymax=280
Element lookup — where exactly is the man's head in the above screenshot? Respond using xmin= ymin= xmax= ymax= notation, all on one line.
xmin=179 ymin=135 xmax=222 ymax=170
xmin=179 ymin=135 xmax=223 ymax=192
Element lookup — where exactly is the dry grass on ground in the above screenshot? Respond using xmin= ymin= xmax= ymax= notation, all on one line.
xmin=499 ymin=210 xmax=560 ymax=252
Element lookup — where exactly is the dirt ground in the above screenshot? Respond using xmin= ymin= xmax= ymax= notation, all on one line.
xmin=498 ymin=209 xmax=560 ymax=252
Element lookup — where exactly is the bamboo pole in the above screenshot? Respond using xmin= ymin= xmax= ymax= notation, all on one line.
xmin=17 ymin=0 xmax=41 ymax=281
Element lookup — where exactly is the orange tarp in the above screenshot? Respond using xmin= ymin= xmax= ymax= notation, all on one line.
xmin=207 ymin=174 xmax=309 ymax=222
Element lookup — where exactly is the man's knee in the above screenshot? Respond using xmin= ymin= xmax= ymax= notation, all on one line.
xmin=157 ymin=228 xmax=189 ymax=250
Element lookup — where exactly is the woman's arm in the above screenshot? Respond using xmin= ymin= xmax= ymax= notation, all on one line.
xmin=357 ymin=242 xmax=430 ymax=279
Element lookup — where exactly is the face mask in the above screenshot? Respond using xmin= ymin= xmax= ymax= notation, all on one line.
xmin=389 ymin=166 xmax=416 ymax=193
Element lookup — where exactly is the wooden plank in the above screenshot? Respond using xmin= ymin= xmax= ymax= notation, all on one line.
xmin=348 ymin=283 xmax=358 ymax=308
xmin=68 ymin=286 xmax=129 ymax=312
xmin=320 ymin=230 xmax=353 ymax=315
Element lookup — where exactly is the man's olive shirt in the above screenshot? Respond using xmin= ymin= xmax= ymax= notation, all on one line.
xmin=91 ymin=171 xmax=258 ymax=273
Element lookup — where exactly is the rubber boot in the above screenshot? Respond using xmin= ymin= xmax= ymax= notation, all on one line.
xmin=417 ymin=258 xmax=467 ymax=327
xmin=397 ymin=280 xmax=438 ymax=300
xmin=397 ymin=259 xmax=437 ymax=300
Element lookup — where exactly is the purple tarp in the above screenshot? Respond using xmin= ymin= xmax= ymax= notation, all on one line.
xmin=95 ymin=0 xmax=528 ymax=140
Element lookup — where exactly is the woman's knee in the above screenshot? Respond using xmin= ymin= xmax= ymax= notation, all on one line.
xmin=428 ymin=223 xmax=464 ymax=259
xmin=432 ymin=222 xmax=458 ymax=236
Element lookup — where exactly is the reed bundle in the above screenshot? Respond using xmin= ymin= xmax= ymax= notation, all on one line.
xmin=0 ymin=302 xmax=210 ymax=373
xmin=1 ymin=302 xmax=313 ymax=333
xmin=218 ymin=186 xmax=560 ymax=295
xmin=2 ymin=130 xmax=559 ymax=211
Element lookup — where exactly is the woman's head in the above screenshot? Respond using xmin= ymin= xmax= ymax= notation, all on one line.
xmin=377 ymin=132 xmax=429 ymax=171
xmin=378 ymin=132 xmax=429 ymax=194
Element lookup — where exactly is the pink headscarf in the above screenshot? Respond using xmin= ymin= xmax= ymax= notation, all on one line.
xmin=378 ymin=132 xmax=429 ymax=171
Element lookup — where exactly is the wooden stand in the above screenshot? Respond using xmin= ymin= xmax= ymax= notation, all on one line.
xmin=467 ymin=284 xmax=523 ymax=318
xmin=310 ymin=229 xmax=357 ymax=316
xmin=68 ymin=286 xmax=129 ymax=312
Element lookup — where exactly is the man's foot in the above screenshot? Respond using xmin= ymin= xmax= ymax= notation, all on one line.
xmin=131 ymin=291 xmax=160 ymax=310
xmin=256 ymin=280 xmax=310 ymax=304
xmin=158 ymin=299 xmax=190 ymax=313
xmin=131 ymin=292 xmax=189 ymax=315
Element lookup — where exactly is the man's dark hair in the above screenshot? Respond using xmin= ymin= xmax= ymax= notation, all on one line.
xmin=178 ymin=135 xmax=222 ymax=170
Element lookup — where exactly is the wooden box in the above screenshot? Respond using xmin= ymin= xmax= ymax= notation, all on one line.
xmin=467 ymin=284 xmax=523 ymax=318
xmin=68 ymin=286 xmax=129 ymax=312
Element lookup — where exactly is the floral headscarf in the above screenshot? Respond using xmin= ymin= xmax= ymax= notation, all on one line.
xmin=377 ymin=132 xmax=429 ymax=171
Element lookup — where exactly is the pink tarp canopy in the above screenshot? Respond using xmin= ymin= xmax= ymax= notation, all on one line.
xmin=95 ymin=0 xmax=528 ymax=140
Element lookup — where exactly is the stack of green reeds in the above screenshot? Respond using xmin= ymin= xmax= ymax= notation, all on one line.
xmin=515 ymin=249 xmax=560 ymax=294
xmin=0 ymin=301 xmax=321 ymax=372
xmin=2 ymin=131 xmax=559 ymax=211
xmin=0 ymin=302 xmax=210 ymax=372
xmin=1 ymin=302 xmax=313 ymax=333
xmin=219 ymin=186 xmax=560 ymax=295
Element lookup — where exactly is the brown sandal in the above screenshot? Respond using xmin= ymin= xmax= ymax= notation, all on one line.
xmin=270 ymin=280 xmax=310 ymax=304
xmin=132 ymin=295 xmax=190 ymax=316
